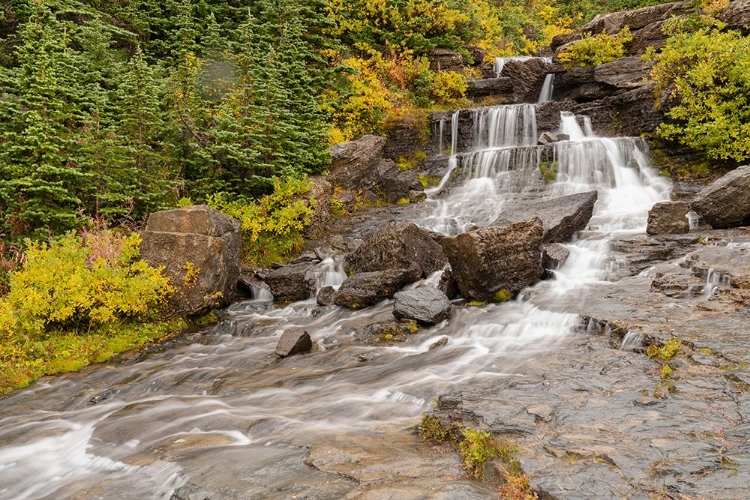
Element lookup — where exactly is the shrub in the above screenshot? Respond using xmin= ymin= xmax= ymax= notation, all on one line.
xmin=557 ymin=27 xmax=632 ymax=68
xmin=430 ymin=71 xmax=469 ymax=106
xmin=459 ymin=427 xmax=499 ymax=479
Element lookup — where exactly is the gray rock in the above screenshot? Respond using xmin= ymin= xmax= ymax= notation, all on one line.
xmin=691 ymin=165 xmax=750 ymax=229
xmin=582 ymin=2 xmax=691 ymax=36
xmin=543 ymin=243 xmax=571 ymax=271
xmin=393 ymin=287 xmax=452 ymax=324
xmin=466 ymin=77 xmax=513 ymax=101
xmin=374 ymin=159 xmax=424 ymax=204
xmin=441 ymin=218 xmax=544 ymax=301
xmin=553 ymin=67 xmax=615 ymax=103
xmin=538 ymin=132 xmax=570 ymax=145
xmin=330 ymin=135 xmax=385 ymax=191
xmin=275 ymin=330 xmax=312 ymax=358
xmin=594 ymin=56 xmax=653 ymax=89
xmin=140 ymin=205 xmax=241 ymax=316
xmin=627 ymin=20 xmax=670 ymax=54
xmin=343 ymin=222 xmax=447 ymax=279
xmin=493 ymin=191 xmax=598 ymax=243
xmin=316 ymin=286 xmax=336 ymax=306
xmin=428 ymin=48 xmax=464 ymax=72
xmin=300 ymin=176 xmax=333 ymax=238
xmin=265 ymin=262 xmax=316 ymax=303
xmin=720 ymin=0 xmax=750 ymax=33
xmin=647 ymin=201 xmax=690 ymax=235
xmin=571 ymin=85 xmax=664 ymax=136
xmin=501 ymin=57 xmax=551 ymax=103
xmin=334 ymin=267 xmax=421 ymax=309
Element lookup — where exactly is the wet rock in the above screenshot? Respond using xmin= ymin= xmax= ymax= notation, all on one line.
xmin=428 ymin=48 xmax=464 ymax=72
xmin=334 ymin=267 xmax=420 ymax=309
xmin=691 ymin=165 xmax=750 ymax=229
xmin=571 ymin=85 xmax=664 ymax=136
xmin=374 ymin=159 xmax=425 ymax=203
xmin=543 ymin=243 xmax=571 ymax=271
xmin=393 ymin=287 xmax=452 ymax=324
xmin=594 ymin=56 xmax=653 ymax=89
xmin=140 ymin=205 xmax=241 ymax=316
xmin=466 ymin=77 xmax=513 ymax=101
xmin=493 ymin=191 xmax=598 ymax=243
xmin=501 ymin=57 xmax=551 ymax=103
xmin=357 ymin=320 xmax=418 ymax=342
xmin=441 ymin=217 xmax=544 ymax=301
xmin=316 ymin=286 xmax=336 ymax=306
xmin=343 ymin=221 xmax=447 ymax=279
xmin=647 ymin=201 xmax=690 ymax=235
xmin=538 ymin=132 xmax=569 ymax=145
xmin=265 ymin=262 xmax=316 ymax=303
xmin=300 ymin=176 xmax=333 ymax=238
xmin=438 ymin=269 xmax=459 ymax=300
xmin=330 ymin=135 xmax=385 ymax=190
xmin=275 ymin=330 xmax=312 ymax=358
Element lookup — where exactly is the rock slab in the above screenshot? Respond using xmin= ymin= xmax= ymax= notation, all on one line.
xmin=691 ymin=165 xmax=750 ymax=229
xmin=334 ymin=267 xmax=420 ymax=309
xmin=647 ymin=201 xmax=690 ymax=235
xmin=393 ymin=287 xmax=453 ymax=324
xmin=275 ymin=330 xmax=312 ymax=358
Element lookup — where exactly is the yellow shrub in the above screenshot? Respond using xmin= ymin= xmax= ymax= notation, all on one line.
xmin=558 ymin=27 xmax=633 ymax=68
xmin=430 ymin=71 xmax=468 ymax=106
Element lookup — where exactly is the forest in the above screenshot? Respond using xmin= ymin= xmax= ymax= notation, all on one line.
xmin=0 ymin=0 xmax=748 ymax=390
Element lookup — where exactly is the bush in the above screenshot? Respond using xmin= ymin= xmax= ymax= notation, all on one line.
xmin=430 ymin=71 xmax=468 ymax=106
xmin=557 ymin=26 xmax=632 ymax=68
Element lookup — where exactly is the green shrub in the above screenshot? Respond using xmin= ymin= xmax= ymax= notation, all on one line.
xmin=558 ymin=27 xmax=632 ymax=68
xmin=459 ymin=427 xmax=499 ymax=479
xmin=430 ymin=71 xmax=468 ymax=106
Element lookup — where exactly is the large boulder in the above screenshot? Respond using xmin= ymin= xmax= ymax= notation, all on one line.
xmin=691 ymin=165 xmax=750 ymax=229
xmin=330 ymin=135 xmax=385 ymax=190
xmin=582 ymin=2 xmax=691 ymax=36
xmin=265 ymin=262 xmax=317 ymax=303
xmin=501 ymin=58 xmax=551 ymax=103
xmin=594 ymin=57 xmax=653 ymax=89
xmin=140 ymin=205 xmax=241 ymax=316
xmin=374 ymin=159 xmax=425 ymax=203
xmin=647 ymin=201 xmax=690 ymax=235
xmin=393 ymin=287 xmax=452 ymax=324
xmin=552 ymin=67 xmax=615 ymax=103
xmin=441 ymin=218 xmax=544 ymax=301
xmin=492 ymin=191 xmax=598 ymax=243
xmin=343 ymin=222 xmax=447 ymax=279
xmin=334 ymin=267 xmax=420 ymax=309
xmin=570 ymin=86 xmax=664 ymax=136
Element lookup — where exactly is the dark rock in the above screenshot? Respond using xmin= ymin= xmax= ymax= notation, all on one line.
xmin=374 ymin=159 xmax=424 ymax=203
xmin=627 ymin=20 xmax=669 ymax=54
xmin=438 ymin=268 xmax=459 ymax=299
xmin=466 ymin=77 xmax=514 ymax=101
xmin=330 ymin=135 xmax=385 ymax=190
xmin=720 ymin=0 xmax=750 ymax=33
xmin=343 ymin=221 xmax=447 ymax=279
xmin=647 ymin=201 xmax=690 ymax=235
xmin=550 ymin=32 xmax=581 ymax=53
xmin=237 ymin=273 xmax=264 ymax=295
xmin=536 ymin=100 xmax=578 ymax=135
xmin=393 ymin=287 xmax=452 ymax=324
xmin=493 ymin=191 xmax=598 ymax=243
xmin=428 ymin=48 xmax=464 ymax=72
xmin=275 ymin=330 xmax=312 ymax=358
xmin=333 ymin=267 xmax=421 ymax=309
xmin=441 ymin=218 xmax=544 ymax=301
xmin=383 ymin=116 xmax=436 ymax=162
xmin=594 ymin=57 xmax=653 ymax=89
xmin=543 ymin=243 xmax=571 ymax=271
xmin=570 ymin=85 xmax=664 ymax=136
xmin=538 ymin=132 xmax=570 ymax=145
xmin=316 ymin=286 xmax=336 ymax=306
xmin=691 ymin=165 xmax=750 ymax=228
xmin=553 ymin=67 xmax=616 ymax=102
xmin=582 ymin=2 xmax=691 ymax=35
xmin=140 ymin=205 xmax=241 ymax=316
xmin=501 ymin=58 xmax=550 ymax=103
xmin=265 ymin=262 xmax=316 ymax=303
xmin=301 ymin=176 xmax=333 ymax=238
xmin=468 ymin=46 xmax=486 ymax=65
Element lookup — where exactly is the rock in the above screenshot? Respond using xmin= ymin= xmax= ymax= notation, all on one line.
xmin=300 ymin=176 xmax=333 ymax=238
xmin=356 ymin=320 xmax=418 ymax=342
xmin=383 ymin=116 xmax=437 ymax=162
xmin=428 ymin=48 xmax=464 ymax=72
xmin=333 ymin=267 xmax=420 ymax=309
xmin=275 ymin=330 xmax=312 ymax=358
xmin=543 ymin=243 xmax=571 ymax=271
xmin=553 ymin=67 xmax=615 ymax=102
xmin=594 ymin=57 xmax=653 ymax=89
xmin=438 ymin=269 xmax=459 ymax=300
xmin=374 ymin=159 xmax=424 ymax=204
xmin=550 ymin=32 xmax=581 ymax=52
xmin=691 ymin=165 xmax=750 ymax=228
xmin=316 ymin=286 xmax=336 ymax=306
xmin=441 ymin=218 xmax=544 ymax=301
xmin=720 ymin=0 xmax=750 ymax=33
xmin=265 ymin=262 xmax=316 ymax=303
xmin=393 ymin=287 xmax=452 ymax=324
xmin=466 ymin=77 xmax=514 ymax=101
xmin=582 ymin=2 xmax=691 ymax=36
xmin=570 ymin=85 xmax=664 ymax=136
xmin=647 ymin=201 xmax=690 ymax=235
xmin=468 ymin=46 xmax=486 ymax=65
xmin=501 ymin=58 xmax=551 ymax=103
xmin=493 ymin=191 xmax=598 ymax=243
xmin=627 ymin=20 xmax=670 ymax=54
xmin=140 ymin=205 xmax=241 ymax=316
xmin=538 ymin=132 xmax=570 ymax=145
xmin=343 ymin=222 xmax=447 ymax=279
xmin=330 ymin=135 xmax=385 ymax=190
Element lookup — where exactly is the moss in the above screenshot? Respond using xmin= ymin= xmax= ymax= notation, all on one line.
xmin=466 ymin=300 xmax=488 ymax=307
xmin=648 ymin=338 xmax=681 ymax=361
xmin=459 ymin=428 xmax=500 ymax=479
xmin=419 ymin=414 xmax=455 ymax=442
xmin=660 ymin=364 xmax=673 ymax=379
xmin=492 ymin=289 xmax=513 ymax=303
xmin=396 ymin=197 xmax=411 ymax=205
xmin=419 ymin=174 xmax=442 ymax=188
xmin=187 ymin=311 xmax=218 ymax=328
xmin=539 ymin=161 xmax=558 ymax=184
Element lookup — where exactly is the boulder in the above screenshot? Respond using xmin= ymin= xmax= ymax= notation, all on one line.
xmin=550 ymin=32 xmax=581 ymax=53
xmin=300 ymin=176 xmax=333 ymax=238
xmin=438 ymin=268 xmax=459 ymax=299
xmin=374 ymin=159 xmax=425 ymax=203
xmin=553 ymin=67 xmax=616 ymax=103
xmin=343 ymin=222 xmax=447 ymax=279
xmin=543 ymin=243 xmax=571 ymax=271
xmin=492 ymin=191 xmax=598 ymax=243
xmin=316 ymin=286 xmax=336 ymax=306
xmin=428 ymin=49 xmax=464 ymax=72
xmin=333 ymin=267 xmax=420 ymax=309
xmin=441 ymin=218 xmax=544 ymax=301
xmin=501 ymin=58 xmax=551 ymax=103
xmin=466 ymin=78 xmax=513 ymax=101
xmin=691 ymin=165 xmax=750 ymax=229
xmin=275 ymin=330 xmax=312 ymax=358
xmin=265 ymin=262 xmax=317 ymax=303
xmin=330 ymin=135 xmax=385 ymax=190
xmin=626 ymin=20 xmax=669 ymax=55
xmin=582 ymin=2 xmax=691 ymax=35
xmin=140 ymin=205 xmax=241 ymax=316
xmin=647 ymin=201 xmax=691 ymax=235
xmin=720 ymin=0 xmax=750 ymax=33
xmin=538 ymin=132 xmax=570 ymax=145
xmin=393 ymin=287 xmax=452 ymax=324
xmin=594 ymin=57 xmax=653 ymax=89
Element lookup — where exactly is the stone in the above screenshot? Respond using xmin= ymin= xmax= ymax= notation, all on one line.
xmin=333 ymin=267 xmax=420 ymax=309
xmin=265 ymin=262 xmax=317 ymax=303
xmin=383 ymin=116 xmax=437 ymax=162
xmin=501 ymin=57 xmax=551 ymax=103
xmin=140 ymin=205 xmax=241 ymax=316
xmin=468 ymin=46 xmax=486 ymax=66
xmin=627 ymin=20 xmax=669 ymax=54
xmin=441 ymin=218 xmax=544 ymax=301
xmin=374 ymin=159 xmax=424 ymax=204
xmin=543 ymin=243 xmax=571 ymax=271
xmin=316 ymin=286 xmax=336 ymax=306
xmin=594 ymin=57 xmax=653 ymax=89
xmin=582 ymin=2 xmax=691 ymax=36
xmin=428 ymin=48 xmax=464 ymax=72
xmin=438 ymin=268 xmax=459 ymax=300
xmin=343 ymin=221 xmax=447 ymax=279
xmin=647 ymin=201 xmax=690 ymax=235
xmin=466 ymin=77 xmax=513 ymax=101
xmin=570 ymin=85 xmax=665 ymax=136
xmin=275 ymin=330 xmax=312 ymax=358
xmin=329 ymin=135 xmax=385 ymax=190
xmin=552 ymin=67 xmax=615 ymax=102
xmin=492 ymin=191 xmax=598 ymax=243
xmin=550 ymin=32 xmax=581 ymax=52
xmin=300 ymin=176 xmax=333 ymax=238
xmin=538 ymin=132 xmax=570 ymax=145
xmin=356 ymin=320 xmax=418 ymax=342
xmin=691 ymin=165 xmax=750 ymax=229
xmin=393 ymin=287 xmax=453 ymax=324
xmin=720 ymin=0 xmax=750 ymax=33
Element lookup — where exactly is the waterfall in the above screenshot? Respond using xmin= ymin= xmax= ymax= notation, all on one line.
xmin=537 ymin=73 xmax=554 ymax=103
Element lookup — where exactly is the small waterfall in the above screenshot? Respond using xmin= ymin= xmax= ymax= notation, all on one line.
xmin=474 ymin=104 xmax=537 ymax=150
xmin=427 ymin=111 xmax=460 ymax=196
xmin=314 ymin=258 xmax=346 ymax=291
xmin=438 ymin=117 xmax=445 ymax=155
xmin=250 ymin=283 xmax=273 ymax=301
xmin=493 ymin=56 xmax=532 ymax=77
xmin=537 ymin=73 xmax=554 ymax=103
xmin=620 ymin=331 xmax=642 ymax=351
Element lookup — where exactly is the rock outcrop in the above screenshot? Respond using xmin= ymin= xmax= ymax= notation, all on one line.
xmin=647 ymin=201 xmax=691 ymax=235
xmin=428 ymin=49 xmax=464 ymax=72
xmin=393 ymin=287 xmax=453 ymax=324
xmin=140 ymin=205 xmax=241 ymax=316
xmin=691 ymin=165 xmax=750 ymax=229
xmin=501 ymin=58 xmax=551 ymax=103
xmin=466 ymin=77 xmax=513 ymax=102
xmin=330 ymin=135 xmax=385 ymax=190
xmin=300 ymin=176 xmax=333 ymax=238
xmin=374 ymin=160 xmax=425 ymax=203
xmin=441 ymin=218 xmax=544 ymax=301
xmin=334 ymin=267 xmax=420 ymax=309
xmin=265 ymin=262 xmax=316 ymax=303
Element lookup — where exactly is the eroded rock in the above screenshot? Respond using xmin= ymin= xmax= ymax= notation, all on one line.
xmin=466 ymin=77 xmax=513 ymax=101
xmin=501 ymin=58 xmax=550 ymax=102
xmin=265 ymin=262 xmax=316 ymax=303
xmin=428 ymin=49 xmax=464 ymax=72
xmin=647 ymin=201 xmax=690 ymax=235
xmin=691 ymin=165 xmax=750 ymax=229
xmin=393 ymin=287 xmax=452 ymax=324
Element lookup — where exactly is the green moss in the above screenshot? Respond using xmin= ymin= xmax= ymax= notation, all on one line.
xmin=419 ymin=414 xmax=455 ymax=442
xmin=396 ymin=197 xmax=411 ymax=205
xmin=492 ymin=289 xmax=513 ymax=303
xmin=187 ymin=311 xmax=218 ymax=328
xmin=648 ymin=338 xmax=681 ymax=361
xmin=418 ymin=174 xmax=442 ymax=188
xmin=660 ymin=364 xmax=673 ymax=379
xmin=459 ymin=428 xmax=499 ymax=479
xmin=466 ymin=300 xmax=488 ymax=307
xmin=539 ymin=161 xmax=558 ymax=184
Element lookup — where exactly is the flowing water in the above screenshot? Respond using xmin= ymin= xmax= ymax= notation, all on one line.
xmin=0 ymin=98 xmax=671 ymax=499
